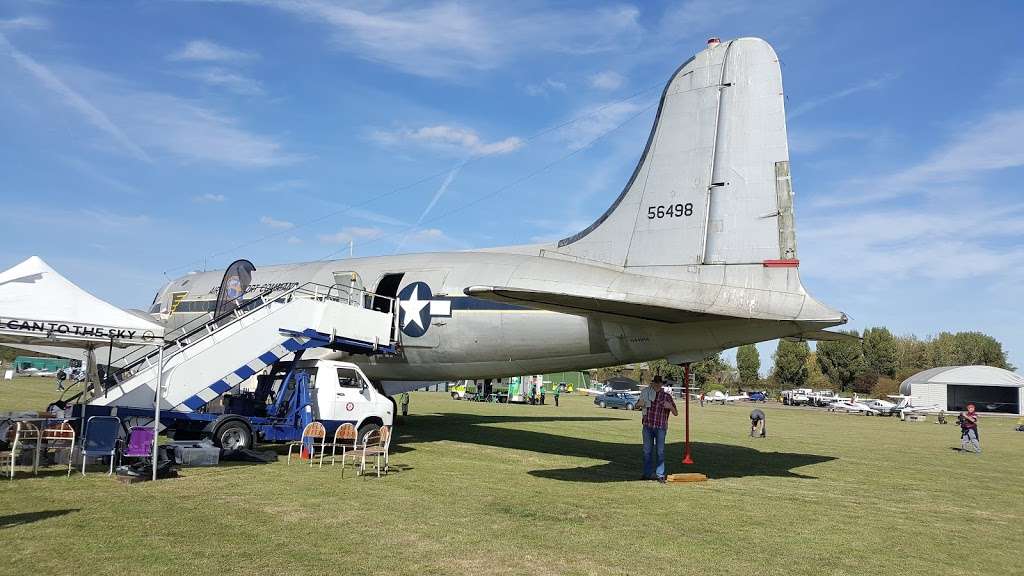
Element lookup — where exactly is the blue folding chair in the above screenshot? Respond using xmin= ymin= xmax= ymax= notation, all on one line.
xmin=81 ymin=416 xmax=120 ymax=476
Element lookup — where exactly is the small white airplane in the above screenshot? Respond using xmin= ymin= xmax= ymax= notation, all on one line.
xmin=698 ymin=390 xmax=749 ymax=404
xmin=827 ymin=395 xmax=878 ymax=415
xmin=886 ymin=395 xmax=944 ymax=417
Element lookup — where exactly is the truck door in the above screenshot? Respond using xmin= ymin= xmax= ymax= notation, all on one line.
xmin=330 ymin=365 xmax=373 ymax=424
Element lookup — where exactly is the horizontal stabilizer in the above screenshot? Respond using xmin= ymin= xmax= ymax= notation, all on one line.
xmin=463 ymin=286 xmax=727 ymax=324
xmin=783 ymin=330 xmax=859 ymax=343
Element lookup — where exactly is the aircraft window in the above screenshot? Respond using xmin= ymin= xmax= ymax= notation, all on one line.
xmin=372 ymin=273 xmax=404 ymax=313
xmin=336 ymin=368 xmax=363 ymax=388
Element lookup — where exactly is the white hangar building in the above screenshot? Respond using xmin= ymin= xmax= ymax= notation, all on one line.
xmin=899 ymin=366 xmax=1024 ymax=415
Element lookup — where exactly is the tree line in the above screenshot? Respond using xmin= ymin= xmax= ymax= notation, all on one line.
xmin=592 ymin=329 xmax=1012 ymax=399
xmin=769 ymin=329 xmax=1013 ymax=395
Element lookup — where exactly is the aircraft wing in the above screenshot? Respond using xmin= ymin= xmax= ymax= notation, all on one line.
xmin=463 ymin=286 xmax=729 ymax=324
xmin=783 ymin=330 xmax=860 ymax=343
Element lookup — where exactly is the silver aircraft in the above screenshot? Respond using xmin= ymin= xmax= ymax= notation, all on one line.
xmin=148 ymin=37 xmax=846 ymax=394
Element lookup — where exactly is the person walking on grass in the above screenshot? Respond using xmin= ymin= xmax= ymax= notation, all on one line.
xmin=637 ymin=375 xmax=678 ymax=483
xmin=554 ymin=385 xmax=560 ymax=407
xmin=399 ymin=392 xmax=410 ymax=417
xmin=959 ymin=403 xmax=980 ymax=453
xmin=540 ymin=385 xmax=546 ymax=405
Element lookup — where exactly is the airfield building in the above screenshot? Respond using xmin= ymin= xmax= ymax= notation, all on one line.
xmin=899 ymin=366 xmax=1024 ymax=415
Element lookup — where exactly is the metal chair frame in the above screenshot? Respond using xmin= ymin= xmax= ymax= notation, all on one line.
xmin=81 ymin=416 xmax=121 ymax=476
xmin=4 ymin=422 xmax=41 ymax=480
xmin=359 ymin=426 xmax=391 ymax=478
xmin=330 ymin=423 xmax=358 ymax=477
xmin=287 ymin=421 xmax=328 ymax=467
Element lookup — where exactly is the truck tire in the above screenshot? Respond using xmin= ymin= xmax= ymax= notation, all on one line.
xmin=599 ymin=401 xmax=606 ymax=408
xmin=357 ymin=422 xmax=381 ymax=444
xmin=451 ymin=392 xmax=458 ymax=400
xmin=213 ymin=420 xmax=252 ymax=450
xmin=626 ymin=403 xmax=634 ymax=411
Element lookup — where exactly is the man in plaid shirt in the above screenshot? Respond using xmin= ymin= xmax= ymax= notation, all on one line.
xmin=638 ymin=375 xmax=678 ymax=483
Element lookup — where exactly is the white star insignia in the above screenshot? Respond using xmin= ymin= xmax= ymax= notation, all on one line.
xmin=400 ymin=287 xmax=429 ymax=329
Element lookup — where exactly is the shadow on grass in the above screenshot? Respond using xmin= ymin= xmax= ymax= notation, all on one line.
xmin=396 ymin=413 xmax=836 ymax=483
xmin=0 ymin=509 xmax=78 ymax=529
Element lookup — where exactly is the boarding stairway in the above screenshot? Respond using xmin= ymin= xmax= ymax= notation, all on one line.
xmin=89 ymin=282 xmax=398 ymax=412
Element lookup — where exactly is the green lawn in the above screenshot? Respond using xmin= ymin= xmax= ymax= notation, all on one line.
xmin=1 ymin=378 xmax=1021 ymax=576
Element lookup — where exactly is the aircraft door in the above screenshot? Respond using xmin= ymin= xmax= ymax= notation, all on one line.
xmin=330 ymin=366 xmax=373 ymax=423
xmin=331 ymin=271 xmax=367 ymax=307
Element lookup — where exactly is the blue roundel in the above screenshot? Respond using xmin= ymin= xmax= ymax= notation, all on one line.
xmin=397 ymin=282 xmax=433 ymax=338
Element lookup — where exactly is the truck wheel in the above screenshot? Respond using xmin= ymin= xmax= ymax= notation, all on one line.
xmin=626 ymin=403 xmax=634 ymax=411
xmin=599 ymin=401 xmax=606 ymax=408
xmin=357 ymin=422 xmax=381 ymax=444
xmin=214 ymin=421 xmax=251 ymax=450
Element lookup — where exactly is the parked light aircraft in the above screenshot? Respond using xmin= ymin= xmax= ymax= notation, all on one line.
xmin=119 ymin=37 xmax=847 ymax=395
xmin=886 ymin=395 xmax=944 ymax=417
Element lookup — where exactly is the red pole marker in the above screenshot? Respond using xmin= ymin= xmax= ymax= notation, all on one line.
xmin=682 ymin=363 xmax=694 ymax=465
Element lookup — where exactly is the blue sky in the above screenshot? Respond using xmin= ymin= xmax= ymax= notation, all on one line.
xmin=2 ymin=1 xmax=1022 ymax=371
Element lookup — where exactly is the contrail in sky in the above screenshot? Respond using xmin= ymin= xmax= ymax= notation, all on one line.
xmin=394 ymin=161 xmax=464 ymax=253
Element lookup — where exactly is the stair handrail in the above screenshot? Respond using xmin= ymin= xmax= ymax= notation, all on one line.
xmin=110 ymin=281 xmax=397 ymax=383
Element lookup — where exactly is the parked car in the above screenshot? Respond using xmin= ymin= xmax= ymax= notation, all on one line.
xmin=594 ymin=391 xmax=638 ymax=411
xmin=747 ymin=391 xmax=768 ymax=402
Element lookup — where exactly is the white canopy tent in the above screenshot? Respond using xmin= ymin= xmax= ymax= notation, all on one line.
xmin=0 ymin=256 xmax=167 ymax=479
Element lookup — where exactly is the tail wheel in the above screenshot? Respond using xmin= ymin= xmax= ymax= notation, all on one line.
xmin=214 ymin=421 xmax=252 ymax=451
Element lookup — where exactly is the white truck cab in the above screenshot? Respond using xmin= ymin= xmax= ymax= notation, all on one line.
xmin=294 ymin=359 xmax=394 ymax=438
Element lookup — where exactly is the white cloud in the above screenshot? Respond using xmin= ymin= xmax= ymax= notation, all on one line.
xmin=193 ymin=193 xmax=226 ymax=204
xmin=260 ymin=215 xmax=294 ymax=229
xmin=524 ymin=78 xmax=567 ymax=97
xmin=60 ymin=156 xmax=139 ymax=195
xmin=0 ymin=33 xmax=151 ymax=162
xmin=788 ymin=127 xmax=873 ymax=155
xmin=0 ymin=16 xmax=49 ymax=31
xmin=319 ymin=226 xmax=384 ymax=244
xmin=81 ymin=208 xmax=150 ymax=228
xmin=168 ymin=40 xmax=256 ymax=63
xmin=228 ymin=1 xmax=642 ymax=79
xmin=186 ymin=67 xmax=264 ymax=96
xmin=817 ymin=107 xmax=1024 ymax=207
xmin=371 ymin=125 xmax=523 ymax=157
xmin=590 ymin=70 xmax=625 ymax=91
xmin=286 ymin=236 xmax=302 ymax=245
xmin=2 ymin=35 xmax=298 ymax=168
xmin=557 ymin=100 xmax=649 ymax=150
xmin=800 ymin=203 xmax=1024 ymax=282
xmin=788 ymin=73 xmax=899 ymax=119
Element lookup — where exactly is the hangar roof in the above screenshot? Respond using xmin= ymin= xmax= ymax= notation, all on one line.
xmin=900 ymin=366 xmax=1024 ymax=390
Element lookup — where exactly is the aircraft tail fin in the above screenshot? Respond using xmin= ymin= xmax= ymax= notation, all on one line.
xmin=554 ymin=37 xmax=796 ymax=269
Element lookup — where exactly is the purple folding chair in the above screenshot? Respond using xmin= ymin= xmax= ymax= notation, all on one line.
xmin=123 ymin=426 xmax=155 ymax=460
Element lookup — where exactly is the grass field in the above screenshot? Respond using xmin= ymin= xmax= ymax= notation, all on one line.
xmin=1 ymin=377 xmax=1022 ymax=576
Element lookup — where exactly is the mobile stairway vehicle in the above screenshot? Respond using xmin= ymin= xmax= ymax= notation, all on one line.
xmin=71 ymin=282 xmax=399 ymax=449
